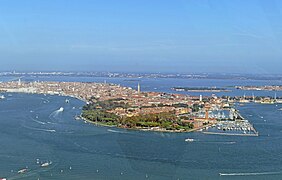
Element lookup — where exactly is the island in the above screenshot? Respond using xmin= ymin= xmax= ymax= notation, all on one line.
xmin=82 ymin=98 xmax=194 ymax=131
xmin=0 ymin=80 xmax=259 ymax=134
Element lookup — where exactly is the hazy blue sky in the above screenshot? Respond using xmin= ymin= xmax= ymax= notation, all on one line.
xmin=0 ymin=0 xmax=282 ymax=73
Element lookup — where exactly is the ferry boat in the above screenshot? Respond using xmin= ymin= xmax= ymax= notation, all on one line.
xmin=185 ymin=138 xmax=195 ymax=142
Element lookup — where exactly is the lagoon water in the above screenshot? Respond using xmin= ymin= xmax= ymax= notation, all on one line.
xmin=0 ymin=76 xmax=282 ymax=179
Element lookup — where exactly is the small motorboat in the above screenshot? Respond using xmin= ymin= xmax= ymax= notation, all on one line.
xmin=58 ymin=107 xmax=64 ymax=112
xmin=185 ymin=138 xmax=195 ymax=142
xmin=41 ymin=161 xmax=52 ymax=167
xmin=18 ymin=168 xmax=28 ymax=174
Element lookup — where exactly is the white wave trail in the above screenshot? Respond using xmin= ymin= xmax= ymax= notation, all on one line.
xmin=219 ymin=171 xmax=282 ymax=176
xmin=203 ymin=141 xmax=236 ymax=145
xmin=22 ymin=124 xmax=56 ymax=133
xmin=49 ymin=107 xmax=64 ymax=119
xmin=41 ymin=98 xmax=50 ymax=103
xmin=47 ymin=121 xmax=57 ymax=125
xmin=194 ymin=141 xmax=236 ymax=145
xmin=107 ymin=129 xmax=126 ymax=134
xmin=30 ymin=117 xmax=46 ymax=125
xmin=73 ymin=142 xmax=90 ymax=151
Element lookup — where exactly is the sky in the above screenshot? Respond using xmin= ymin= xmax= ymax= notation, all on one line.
xmin=0 ymin=0 xmax=282 ymax=74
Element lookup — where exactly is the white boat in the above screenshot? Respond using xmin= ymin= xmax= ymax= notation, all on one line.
xmin=0 ymin=178 xmax=7 ymax=180
xmin=18 ymin=168 xmax=28 ymax=174
xmin=0 ymin=95 xmax=5 ymax=99
xmin=58 ymin=107 xmax=64 ymax=112
xmin=185 ymin=138 xmax=195 ymax=142
xmin=41 ymin=161 xmax=52 ymax=167
xmin=65 ymin=99 xmax=70 ymax=103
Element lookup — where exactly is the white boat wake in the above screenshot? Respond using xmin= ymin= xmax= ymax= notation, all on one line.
xmin=191 ymin=141 xmax=236 ymax=145
xmin=219 ymin=171 xmax=282 ymax=176
xmin=30 ymin=117 xmax=46 ymax=125
xmin=41 ymin=98 xmax=50 ymax=103
xmin=49 ymin=107 xmax=64 ymax=119
xmin=202 ymin=141 xmax=236 ymax=145
xmin=107 ymin=129 xmax=127 ymax=134
xmin=47 ymin=121 xmax=57 ymax=125
xmin=73 ymin=142 xmax=90 ymax=151
xmin=21 ymin=124 xmax=56 ymax=133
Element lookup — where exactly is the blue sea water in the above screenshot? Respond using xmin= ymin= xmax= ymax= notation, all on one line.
xmin=0 ymin=76 xmax=282 ymax=180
